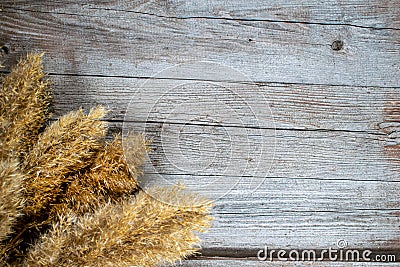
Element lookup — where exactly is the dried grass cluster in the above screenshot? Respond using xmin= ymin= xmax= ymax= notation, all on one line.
xmin=0 ymin=54 xmax=213 ymax=266
xmin=25 ymin=187 xmax=213 ymax=267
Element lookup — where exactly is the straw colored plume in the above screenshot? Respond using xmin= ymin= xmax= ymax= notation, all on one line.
xmin=23 ymin=106 xmax=107 ymax=218
xmin=52 ymin=134 xmax=146 ymax=216
xmin=0 ymin=53 xmax=51 ymax=159
xmin=0 ymin=159 xmax=24 ymax=242
xmin=24 ymin=186 xmax=214 ymax=267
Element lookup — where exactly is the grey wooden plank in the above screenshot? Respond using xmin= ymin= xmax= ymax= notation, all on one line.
xmin=0 ymin=2 xmax=399 ymax=87
xmin=177 ymin=259 xmax=400 ymax=266
xmin=48 ymin=75 xmax=400 ymax=134
xmin=3 ymin=0 xmax=400 ymax=29
xmin=160 ymin=0 xmax=400 ymax=30
xmin=141 ymin=174 xmax=400 ymax=250
xmin=139 ymin=125 xmax=400 ymax=181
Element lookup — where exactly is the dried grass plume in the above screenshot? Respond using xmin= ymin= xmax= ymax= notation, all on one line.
xmin=52 ymin=134 xmax=146 ymax=216
xmin=25 ymin=186 xmax=213 ymax=267
xmin=0 ymin=159 xmax=25 ymax=263
xmin=0 ymin=159 xmax=24 ymax=242
xmin=23 ymin=106 xmax=108 ymax=218
xmin=0 ymin=53 xmax=51 ymax=159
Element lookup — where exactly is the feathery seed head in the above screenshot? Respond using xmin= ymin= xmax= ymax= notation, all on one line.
xmin=25 ymin=186 xmax=213 ymax=267
xmin=23 ymin=106 xmax=108 ymax=218
xmin=52 ymin=133 xmax=146 ymax=216
xmin=0 ymin=53 xmax=51 ymax=159
xmin=0 ymin=159 xmax=24 ymax=242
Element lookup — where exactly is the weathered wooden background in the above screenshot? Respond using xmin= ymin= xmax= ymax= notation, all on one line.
xmin=1 ymin=0 xmax=400 ymax=265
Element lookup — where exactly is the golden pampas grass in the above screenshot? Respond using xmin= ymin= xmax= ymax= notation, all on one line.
xmin=0 ymin=53 xmax=51 ymax=159
xmin=52 ymin=134 xmax=146 ymax=216
xmin=23 ymin=106 xmax=107 ymax=218
xmin=24 ymin=186 xmax=213 ymax=267
xmin=0 ymin=159 xmax=24 ymax=242
xmin=0 ymin=159 xmax=25 ymax=263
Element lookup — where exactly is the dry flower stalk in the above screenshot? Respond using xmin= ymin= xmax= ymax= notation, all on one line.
xmin=0 ymin=159 xmax=25 ymax=264
xmin=0 ymin=159 xmax=24 ymax=242
xmin=23 ymin=106 xmax=108 ymax=218
xmin=24 ymin=186 xmax=213 ymax=267
xmin=0 ymin=53 xmax=51 ymax=159
xmin=52 ymin=134 xmax=146 ymax=216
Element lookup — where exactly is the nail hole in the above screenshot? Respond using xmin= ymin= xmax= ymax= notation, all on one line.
xmin=1 ymin=46 xmax=9 ymax=54
xmin=331 ymin=40 xmax=344 ymax=51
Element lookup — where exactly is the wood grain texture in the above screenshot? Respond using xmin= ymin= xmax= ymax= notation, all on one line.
xmin=1 ymin=0 xmax=400 ymax=263
xmin=0 ymin=1 xmax=399 ymax=87
xmin=3 ymin=0 xmax=400 ymax=29
xmin=48 ymin=75 xmax=399 ymax=133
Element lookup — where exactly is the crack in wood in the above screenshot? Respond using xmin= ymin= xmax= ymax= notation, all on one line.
xmin=4 ymin=4 xmax=399 ymax=31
